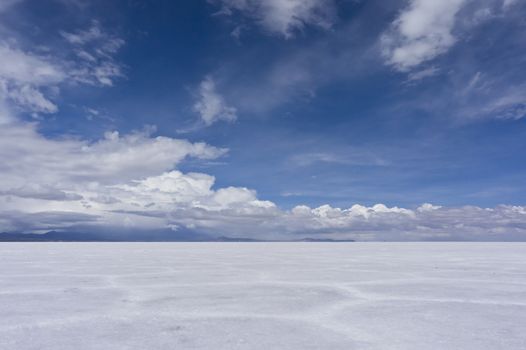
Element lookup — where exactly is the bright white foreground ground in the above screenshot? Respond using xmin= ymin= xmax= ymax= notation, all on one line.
xmin=1 ymin=243 xmax=526 ymax=350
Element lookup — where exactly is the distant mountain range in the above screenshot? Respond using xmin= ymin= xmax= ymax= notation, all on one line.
xmin=0 ymin=231 xmax=354 ymax=242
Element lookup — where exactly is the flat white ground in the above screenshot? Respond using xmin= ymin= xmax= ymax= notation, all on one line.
xmin=1 ymin=243 xmax=525 ymax=350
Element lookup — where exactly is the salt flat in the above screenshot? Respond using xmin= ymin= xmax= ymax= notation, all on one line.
xmin=0 ymin=243 xmax=525 ymax=350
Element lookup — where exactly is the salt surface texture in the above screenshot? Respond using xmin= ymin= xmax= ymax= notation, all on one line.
xmin=1 ymin=243 xmax=525 ymax=349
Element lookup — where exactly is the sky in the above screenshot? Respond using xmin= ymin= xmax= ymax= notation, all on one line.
xmin=0 ymin=0 xmax=525 ymax=241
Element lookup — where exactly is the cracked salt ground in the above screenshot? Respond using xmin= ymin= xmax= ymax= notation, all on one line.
xmin=1 ymin=243 xmax=525 ymax=349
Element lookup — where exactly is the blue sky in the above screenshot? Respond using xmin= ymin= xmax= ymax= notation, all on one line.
xmin=1 ymin=0 xmax=525 ymax=240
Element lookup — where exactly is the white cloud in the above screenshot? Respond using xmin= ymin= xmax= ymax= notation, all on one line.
xmin=194 ymin=77 xmax=237 ymax=126
xmin=381 ymin=0 xmax=467 ymax=71
xmin=114 ymin=171 xmax=216 ymax=205
xmin=212 ymin=0 xmax=337 ymax=38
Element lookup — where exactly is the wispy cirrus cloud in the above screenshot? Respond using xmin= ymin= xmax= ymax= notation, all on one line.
xmin=60 ymin=20 xmax=125 ymax=86
xmin=0 ymin=12 xmax=124 ymax=116
xmin=0 ymin=43 xmax=65 ymax=114
xmin=289 ymin=151 xmax=388 ymax=167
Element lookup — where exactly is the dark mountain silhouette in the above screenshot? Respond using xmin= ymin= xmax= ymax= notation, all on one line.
xmin=0 ymin=230 xmax=211 ymax=242
xmin=0 ymin=231 xmax=354 ymax=242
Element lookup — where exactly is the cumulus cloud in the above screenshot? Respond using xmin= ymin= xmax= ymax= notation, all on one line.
xmin=118 ymin=200 xmax=526 ymax=241
xmin=212 ymin=0 xmax=337 ymax=38
xmin=194 ymin=77 xmax=237 ymax=126
xmin=108 ymin=171 xmax=276 ymax=217
xmin=273 ymin=203 xmax=526 ymax=241
xmin=381 ymin=0 xmax=467 ymax=71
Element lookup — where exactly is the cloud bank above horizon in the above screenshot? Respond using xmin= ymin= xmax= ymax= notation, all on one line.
xmin=1 ymin=112 xmax=525 ymax=241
